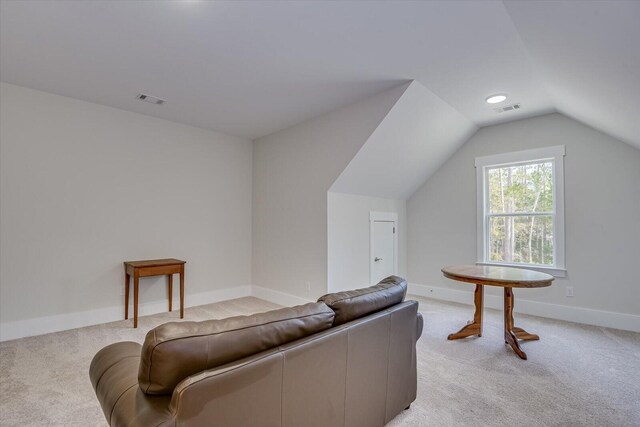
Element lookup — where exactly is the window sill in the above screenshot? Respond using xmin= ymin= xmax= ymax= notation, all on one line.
xmin=476 ymin=262 xmax=567 ymax=278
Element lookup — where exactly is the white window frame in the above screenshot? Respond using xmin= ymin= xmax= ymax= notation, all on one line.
xmin=475 ymin=145 xmax=566 ymax=277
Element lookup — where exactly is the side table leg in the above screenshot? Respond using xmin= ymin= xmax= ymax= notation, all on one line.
xmin=124 ymin=273 xmax=130 ymax=320
xmin=504 ymin=287 xmax=528 ymax=360
xmin=180 ymin=265 xmax=184 ymax=319
xmin=448 ymin=284 xmax=484 ymax=340
xmin=133 ymin=273 xmax=139 ymax=328
xmin=168 ymin=274 xmax=173 ymax=312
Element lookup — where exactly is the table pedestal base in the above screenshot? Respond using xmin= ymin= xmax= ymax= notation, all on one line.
xmin=448 ymin=284 xmax=539 ymax=360
xmin=448 ymin=284 xmax=484 ymax=340
xmin=503 ymin=287 xmax=538 ymax=359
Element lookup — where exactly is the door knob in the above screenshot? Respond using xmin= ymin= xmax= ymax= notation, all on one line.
xmin=374 ymin=257 xmax=383 ymax=262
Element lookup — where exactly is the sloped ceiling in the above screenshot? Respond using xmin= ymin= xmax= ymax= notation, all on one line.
xmin=331 ymin=81 xmax=477 ymax=199
xmin=1 ymin=1 xmax=638 ymax=147
xmin=503 ymin=1 xmax=640 ymax=149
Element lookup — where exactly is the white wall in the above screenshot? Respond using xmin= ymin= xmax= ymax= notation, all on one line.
xmin=327 ymin=192 xmax=406 ymax=293
xmin=252 ymin=84 xmax=407 ymax=300
xmin=407 ymin=113 xmax=640 ymax=331
xmin=331 ymin=81 xmax=476 ymax=199
xmin=0 ymin=83 xmax=253 ymax=339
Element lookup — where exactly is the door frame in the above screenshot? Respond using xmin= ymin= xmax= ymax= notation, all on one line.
xmin=369 ymin=211 xmax=398 ymax=285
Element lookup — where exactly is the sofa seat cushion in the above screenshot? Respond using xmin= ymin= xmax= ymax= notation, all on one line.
xmin=318 ymin=276 xmax=407 ymax=326
xmin=138 ymin=302 xmax=335 ymax=395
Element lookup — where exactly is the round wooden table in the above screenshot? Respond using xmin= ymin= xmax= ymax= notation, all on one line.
xmin=442 ymin=265 xmax=554 ymax=360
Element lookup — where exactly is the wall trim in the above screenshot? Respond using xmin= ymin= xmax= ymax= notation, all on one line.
xmin=408 ymin=282 xmax=640 ymax=333
xmin=0 ymin=285 xmax=252 ymax=342
xmin=6 ymin=282 xmax=636 ymax=341
xmin=251 ymin=285 xmax=314 ymax=307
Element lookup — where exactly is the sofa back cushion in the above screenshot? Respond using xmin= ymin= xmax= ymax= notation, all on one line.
xmin=138 ymin=302 xmax=335 ymax=395
xmin=318 ymin=276 xmax=407 ymax=326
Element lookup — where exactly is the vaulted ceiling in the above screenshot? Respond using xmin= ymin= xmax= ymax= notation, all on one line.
xmin=1 ymin=1 xmax=638 ymax=147
xmin=331 ymin=81 xmax=477 ymax=199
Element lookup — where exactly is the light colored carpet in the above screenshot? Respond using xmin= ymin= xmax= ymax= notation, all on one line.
xmin=0 ymin=296 xmax=638 ymax=426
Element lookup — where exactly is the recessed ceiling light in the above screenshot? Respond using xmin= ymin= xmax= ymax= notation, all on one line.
xmin=485 ymin=94 xmax=508 ymax=104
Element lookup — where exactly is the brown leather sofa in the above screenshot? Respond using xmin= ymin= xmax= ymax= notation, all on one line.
xmin=90 ymin=276 xmax=423 ymax=427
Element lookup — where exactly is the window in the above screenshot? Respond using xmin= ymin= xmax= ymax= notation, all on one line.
xmin=475 ymin=146 xmax=566 ymax=276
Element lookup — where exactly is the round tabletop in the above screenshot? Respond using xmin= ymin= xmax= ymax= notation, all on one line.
xmin=441 ymin=264 xmax=554 ymax=288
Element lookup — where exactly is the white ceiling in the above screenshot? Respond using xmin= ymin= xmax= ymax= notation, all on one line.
xmin=1 ymin=1 xmax=638 ymax=146
xmin=331 ymin=81 xmax=477 ymax=199
xmin=503 ymin=1 xmax=640 ymax=149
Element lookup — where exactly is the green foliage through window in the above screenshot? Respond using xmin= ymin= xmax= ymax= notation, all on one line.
xmin=486 ymin=161 xmax=554 ymax=265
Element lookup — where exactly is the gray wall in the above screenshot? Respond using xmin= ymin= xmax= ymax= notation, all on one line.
xmin=252 ymin=85 xmax=406 ymax=300
xmin=0 ymin=83 xmax=253 ymax=326
xmin=408 ymin=113 xmax=640 ymax=325
xmin=327 ymin=192 xmax=407 ymax=293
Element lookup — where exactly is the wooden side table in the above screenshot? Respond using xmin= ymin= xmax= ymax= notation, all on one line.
xmin=442 ymin=264 xmax=553 ymax=360
xmin=124 ymin=258 xmax=186 ymax=328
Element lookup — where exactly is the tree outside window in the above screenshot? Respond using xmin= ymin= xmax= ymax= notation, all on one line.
xmin=475 ymin=146 xmax=566 ymax=276
xmin=487 ymin=162 xmax=553 ymax=265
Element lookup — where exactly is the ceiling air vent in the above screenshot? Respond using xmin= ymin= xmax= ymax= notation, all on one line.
xmin=136 ymin=93 xmax=165 ymax=105
xmin=494 ymin=103 xmax=521 ymax=113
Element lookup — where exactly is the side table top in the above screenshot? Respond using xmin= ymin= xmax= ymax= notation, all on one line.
xmin=442 ymin=264 xmax=553 ymax=288
xmin=124 ymin=258 xmax=186 ymax=268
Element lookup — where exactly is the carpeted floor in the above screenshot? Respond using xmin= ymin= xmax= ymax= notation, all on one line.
xmin=0 ymin=296 xmax=638 ymax=426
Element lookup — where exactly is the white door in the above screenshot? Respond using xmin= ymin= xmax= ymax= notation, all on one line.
xmin=370 ymin=220 xmax=396 ymax=284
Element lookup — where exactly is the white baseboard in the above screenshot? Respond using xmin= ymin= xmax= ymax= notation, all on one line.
xmin=408 ymin=282 xmax=640 ymax=333
xmin=0 ymin=285 xmax=252 ymax=342
xmin=251 ymin=285 xmax=314 ymax=307
xmin=5 ymin=282 xmax=636 ymax=341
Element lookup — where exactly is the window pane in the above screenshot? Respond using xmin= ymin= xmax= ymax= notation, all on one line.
xmin=489 ymin=215 xmax=554 ymax=265
xmin=487 ymin=162 xmax=553 ymax=214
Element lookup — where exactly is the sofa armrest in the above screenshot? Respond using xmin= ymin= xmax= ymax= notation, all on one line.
xmin=90 ymin=342 xmax=172 ymax=427
xmin=416 ymin=312 xmax=424 ymax=340
xmin=89 ymin=341 xmax=142 ymax=423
